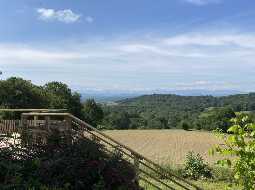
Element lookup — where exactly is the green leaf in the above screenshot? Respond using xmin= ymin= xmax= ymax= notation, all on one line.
xmin=247 ymin=123 xmax=255 ymax=131
xmin=227 ymin=125 xmax=240 ymax=133
xmin=228 ymin=135 xmax=237 ymax=144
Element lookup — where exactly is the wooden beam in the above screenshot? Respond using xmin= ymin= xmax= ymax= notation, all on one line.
xmin=22 ymin=112 xmax=71 ymax=116
xmin=0 ymin=109 xmax=67 ymax=112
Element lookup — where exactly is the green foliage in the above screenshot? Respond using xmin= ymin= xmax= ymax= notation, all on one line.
xmin=0 ymin=130 xmax=140 ymax=190
xmin=183 ymin=151 xmax=212 ymax=180
xmin=179 ymin=120 xmax=190 ymax=130
xmin=0 ymin=78 xmax=83 ymax=117
xmin=0 ymin=77 xmax=47 ymax=109
xmin=82 ymin=99 xmax=104 ymax=127
xmin=103 ymin=111 xmax=131 ymax=130
xmin=0 ymin=78 xmax=104 ymax=125
xmin=44 ymin=82 xmax=83 ymax=117
xmin=212 ymin=114 xmax=255 ymax=189
xmin=211 ymin=167 xmax=234 ymax=182
xmin=103 ymin=93 xmax=255 ymax=130
xmin=196 ymin=107 xmax=236 ymax=132
xmin=156 ymin=164 xmax=234 ymax=184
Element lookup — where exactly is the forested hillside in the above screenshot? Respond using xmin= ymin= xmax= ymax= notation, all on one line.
xmin=2 ymin=77 xmax=255 ymax=132
xmin=102 ymin=94 xmax=255 ymax=131
xmin=118 ymin=94 xmax=255 ymax=111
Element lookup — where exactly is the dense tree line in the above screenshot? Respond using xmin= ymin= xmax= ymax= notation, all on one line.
xmin=2 ymin=77 xmax=255 ymax=132
xmin=102 ymin=94 xmax=255 ymax=131
xmin=0 ymin=77 xmax=104 ymax=125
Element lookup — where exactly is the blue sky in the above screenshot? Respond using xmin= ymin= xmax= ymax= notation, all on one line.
xmin=1 ymin=0 xmax=255 ymax=92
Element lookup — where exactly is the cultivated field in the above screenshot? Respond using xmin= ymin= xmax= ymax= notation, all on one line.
xmin=105 ymin=129 xmax=224 ymax=166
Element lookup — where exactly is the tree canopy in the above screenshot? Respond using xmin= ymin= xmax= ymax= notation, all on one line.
xmin=0 ymin=77 xmax=102 ymax=125
xmin=103 ymin=94 xmax=255 ymax=131
xmin=2 ymin=77 xmax=255 ymax=131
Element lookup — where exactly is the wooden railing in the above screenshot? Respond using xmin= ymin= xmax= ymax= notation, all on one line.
xmin=1 ymin=112 xmax=202 ymax=190
xmin=69 ymin=114 xmax=202 ymax=190
xmin=21 ymin=112 xmax=202 ymax=190
xmin=0 ymin=120 xmax=67 ymax=134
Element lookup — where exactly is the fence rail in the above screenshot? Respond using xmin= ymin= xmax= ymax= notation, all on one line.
xmin=69 ymin=114 xmax=201 ymax=190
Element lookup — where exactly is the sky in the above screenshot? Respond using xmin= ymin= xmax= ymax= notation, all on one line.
xmin=1 ymin=0 xmax=255 ymax=92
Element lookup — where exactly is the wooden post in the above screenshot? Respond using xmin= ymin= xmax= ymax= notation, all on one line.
xmin=21 ymin=114 xmax=28 ymax=128
xmin=65 ymin=116 xmax=72 ymax=130
xmin=21 ymin=114 xmax=29 ymax=145
xmin=42 ymin=116 xmax=50 ymax=144
xmin=45 ymin=116 xmax=50 ymax=130
xmin=34 ymin=115 xmax=38 ymax=126
xmin=34 ymin=115 xmax=38 ymax=120
xmin=133 ymin=153 xmax=140 ymax=182
xmin=65 ymin=115 xmax=72 ymax=144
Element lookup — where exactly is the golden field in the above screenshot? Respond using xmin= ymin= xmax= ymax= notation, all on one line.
xmin=105 ymin=129 xmax=224 ymax=166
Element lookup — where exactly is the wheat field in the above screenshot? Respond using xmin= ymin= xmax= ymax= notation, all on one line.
xmin=105 ymin=129 xmax=224 ymax=166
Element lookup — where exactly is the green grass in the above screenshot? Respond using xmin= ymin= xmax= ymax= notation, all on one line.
xmin=140 ymin=179 xmax=240 ymax=190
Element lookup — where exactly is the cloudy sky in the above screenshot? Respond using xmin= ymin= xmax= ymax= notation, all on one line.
xmin=1 ymin=0 xmax=255 ymax=92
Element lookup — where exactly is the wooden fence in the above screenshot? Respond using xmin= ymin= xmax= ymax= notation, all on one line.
xmin=0 ymin=120 xmax=21 ymax=133
xmin=0 ymin=120 xmax=67 ymax=134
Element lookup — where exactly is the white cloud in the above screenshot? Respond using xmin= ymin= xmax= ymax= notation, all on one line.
xmin=119 ymin=44 xmax=207 ymax=57
xmin=37 ymin=8 xmax=81 ymax=23
xmin=2 ymin=31 xmax=255 ymax=91
xmin=85 ymin=16 xmax=94 ymax=23
xmin=183 ymin=0 xmax=221 ymax=6
xmin=0 ymin=45 xmax=87 ymax=61
xmin=164 ymin=33 xmax=255 ymax=48
xmin=175 ymin=81 xmax=239 ymax=90
xmin=2 ymin=32 xmax=255 ymax=63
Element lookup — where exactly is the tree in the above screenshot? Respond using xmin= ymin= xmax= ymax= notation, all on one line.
xmin=44 ymin=82 xmax=83 ymax=117
xmin=146 ymin=116 xmax=168 ymax=129
xmin=179 ymin=120 xmax=190 ymax=131
xmin=0 ymin=77 xmax=87 ymax=119
xmin=0 ymin=77 xmax=47 ymax=109
xmin=70 ymin=92 xmax=83 ymax=118
xmin=105 ymin=111 xmax=130 ymax=130
xmin=168 ymin=112 xmax=181 ymax=128
xmin=211 ymin=114 xmax=255 ymax=189
xmin=82 ymin=99 xmax=104 ymax=127
xmin=197 ymin=107 xmax=236 ymax=132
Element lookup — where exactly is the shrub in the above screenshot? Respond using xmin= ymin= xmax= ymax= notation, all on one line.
xmin=212 ymin=115 xmax=255 ymax=189
xmin=183 ymin=151 xmax=212 ymax=180
xmin=0 ymin=129 xmax=141 ymax=190
xmin=179 ymin=121 xmax=190 ymax=131
xmin=211 ymin=166 xmax=234 ymax=182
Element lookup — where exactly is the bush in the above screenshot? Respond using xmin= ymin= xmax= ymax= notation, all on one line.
xmin=211 ymin=167 xmax=234 ymax=182
xmin=179 ymin=121 xmax=190 ymax=131
xmin=212 ymin=115 xmax=255 ymax=189
xmin=0 ymin=130 xmax=141 ymax=190
xmin=183 ymin=151 xmax=212 ymax=180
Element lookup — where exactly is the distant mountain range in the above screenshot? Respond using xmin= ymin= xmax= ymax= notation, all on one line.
xmin=80 ymin=89 xmax=245 ymax=102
